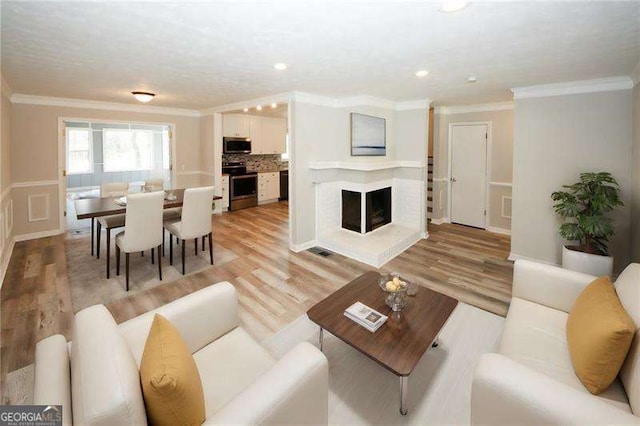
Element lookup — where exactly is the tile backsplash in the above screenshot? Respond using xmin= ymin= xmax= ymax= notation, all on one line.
xmin=223 ymin=154 xmax=288 ymax=172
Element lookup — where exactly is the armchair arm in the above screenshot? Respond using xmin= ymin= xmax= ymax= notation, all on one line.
xmin=471 ymin=353 xmax=640 ymax=425
xmin=513 ymin=260 xmax=596 ymax=313
xmin=34 ymin=334 xmax=72 ymax=426
xmin=119 ymin=282 xmax=239 ymax=365
xmin=206 ymin=342 xmax=329 ymax=425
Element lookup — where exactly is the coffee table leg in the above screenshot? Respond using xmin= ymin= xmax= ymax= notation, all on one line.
xmin=399 ymin=376 xmax=408 ymax=415
xmin=319 ymin=327 xmax=324 ymax=352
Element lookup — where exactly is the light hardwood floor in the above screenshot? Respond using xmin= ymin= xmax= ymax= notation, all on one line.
xmin=0 ymin=202 xmax=512 ymax=401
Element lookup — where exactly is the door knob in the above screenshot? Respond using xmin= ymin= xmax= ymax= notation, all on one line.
xmin=451 ymin=177 xmax=457 ymax=182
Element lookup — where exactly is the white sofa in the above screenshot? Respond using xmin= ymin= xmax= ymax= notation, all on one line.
xmin=472 ymin=260 xmax=640 ymax=425
xmin=33 ymin=282 xmax=329 ymax=425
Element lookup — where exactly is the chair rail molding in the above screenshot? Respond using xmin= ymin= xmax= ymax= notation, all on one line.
xmin=12 ymin=180 xmax=59 ymax=188
xmin=489 ymin=181 xmax=513 ymax=188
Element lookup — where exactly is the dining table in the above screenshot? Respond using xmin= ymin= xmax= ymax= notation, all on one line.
xmin=74 ymin=188 xmax=222 ymax=258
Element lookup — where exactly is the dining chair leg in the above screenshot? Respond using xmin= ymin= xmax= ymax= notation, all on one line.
xmin=195 ymin=238 xmax=198 ymax=256
xmin=125 ymin=253 xmax=130 ymax=291
xmin=181 ymin=239 xmax=186 ymax=275
xmin=208 ymin=232 xmax=213 ymax=265
xmin=151 ymin=247 xmax=155 ymax=265
xmin=96 ymin=221 xmax=102 ymax=259
xmin=157 ymin=244 xmax=162 ymax=280
xmin=169 ymin=234 xmax=173 ymax=265
xmin=162 ymin=230 xmax=165 ymax=257
xmin=106 ymin=228 xmax=111 ymax=279
xmin=202 ymin=236 xmax=205 ymax=251
xmin=116 ymin=245 xmax=120 ymax=275
xmin=91 ymin=218 xmax=95 ymax=256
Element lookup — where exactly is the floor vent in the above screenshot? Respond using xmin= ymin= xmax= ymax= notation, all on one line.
xmin=309 ymin=247 xmax=333 ymax=257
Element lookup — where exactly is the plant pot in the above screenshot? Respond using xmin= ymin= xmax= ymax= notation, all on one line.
xmin=562 ymin=246 xmax=613 ymax=277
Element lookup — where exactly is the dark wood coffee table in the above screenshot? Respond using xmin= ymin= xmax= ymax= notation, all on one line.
xmin=307 ymin=271 xmax=458 ymax=415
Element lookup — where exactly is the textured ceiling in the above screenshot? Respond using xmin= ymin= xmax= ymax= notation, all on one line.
xmin=1 ymin=1 xmax=639 ymax=109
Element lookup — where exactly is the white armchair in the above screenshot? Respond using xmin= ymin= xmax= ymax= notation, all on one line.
xmin=471 ymin=260 xmax=640 ymax=425
xmin=34 ymin=282 xmax=329 ymax=425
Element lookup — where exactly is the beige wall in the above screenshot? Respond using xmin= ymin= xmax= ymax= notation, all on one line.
xmin=511 ymin=89 xmax=633 ymax=272
xmin=9 ymin=103 xmax=201 ymax=237
xmin=631 ymin=82 xmax=640 ymax=263
xmin=432 ymin=108 xmax=513 ymax=231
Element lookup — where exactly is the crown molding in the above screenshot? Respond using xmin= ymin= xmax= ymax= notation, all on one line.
xmin=511 ymin=76 xmax=634 ymax=99
xmin=9 ymin=94 xmax=201 ymax=117
xmin=200 ymin=92 xmax=293 ymax=115
xmin=1 ymin=78 xmax=13 ymax=99
xmin=292 ymin=91 xmax=430 ymax=111
xmin=435 ymin=101 xmax=513 ymax=115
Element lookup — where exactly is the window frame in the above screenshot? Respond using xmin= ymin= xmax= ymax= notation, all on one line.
xmin=102 ymin=128 xmax=155 ymax=173
xmin=66 ymin=127 xmax=94 ymax=175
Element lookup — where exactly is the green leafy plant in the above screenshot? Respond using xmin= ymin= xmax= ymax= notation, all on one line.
xmin=551 ymin=172 xmax=623 ymax=256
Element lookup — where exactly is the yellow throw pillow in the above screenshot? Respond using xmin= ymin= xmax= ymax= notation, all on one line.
xmin=140 ymin=314 xmax=206 ymax=425
xmin=567 ymin=276 xmax=635 ymax=394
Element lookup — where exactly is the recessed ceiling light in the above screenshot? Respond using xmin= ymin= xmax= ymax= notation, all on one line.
xmin=441 ymin=0 xmax=468 ymax=12
xmin=273 ymin=63 xmax=288 ymax=71
xmin=131 ymin=91 xmax=155 ymax=103
xmin=256 ymin=105 xmax=263 ymax=111
xmin=271 ymin=103 xmax=277 ymax=109
xmin=467 ymin=76 xmax=477 ymax=83
xmin=243 ymin=107 xmax=249 ymax=112
xmin=415 ymin=70 xmax=429 ymax=77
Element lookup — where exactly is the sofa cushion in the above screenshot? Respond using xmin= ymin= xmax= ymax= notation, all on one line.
xmin=140 ymin=314 xmax=206 ymax=426
xmin=71 ymin=305 xmax=147 ymax=425
xmin=193 ymin=327 xmax=276 ymax=416
xmin=614 ymin=264 xmax=640 ymax=414
xmin=499 ymin=297 xmax=631 ymax=412
xmin=567 ymin=276 xmax=635 ymax=394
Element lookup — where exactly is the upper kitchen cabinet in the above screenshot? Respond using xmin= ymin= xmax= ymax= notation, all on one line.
xmin=222 ymin=114 xmax=250 ymax=138
xmin=260 ymin=117 xmax=287 ymax=155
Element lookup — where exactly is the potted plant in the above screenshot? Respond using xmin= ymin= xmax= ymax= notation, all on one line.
xmin=551 ymin=172 xmax=623 ymax=276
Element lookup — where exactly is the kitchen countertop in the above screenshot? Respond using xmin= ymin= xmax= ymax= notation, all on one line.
xmin=252 ymin=168 xmax=288 ymax=173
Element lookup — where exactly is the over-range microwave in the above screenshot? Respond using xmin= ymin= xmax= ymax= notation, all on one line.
xmin=223 ymin=137 xmax=252 ymax=154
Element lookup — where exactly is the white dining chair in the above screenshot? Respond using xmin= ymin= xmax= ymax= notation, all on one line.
xmin=165 ymin=186 xmax=215 ymax=274
xmin=95 ymin=182 xmax=129 ymax=275
xmin=115 ymin=192 xmax=164 ymax=291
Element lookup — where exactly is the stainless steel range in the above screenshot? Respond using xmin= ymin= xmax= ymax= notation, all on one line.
xmin=222 ymin=161 xmax=258 ymax=211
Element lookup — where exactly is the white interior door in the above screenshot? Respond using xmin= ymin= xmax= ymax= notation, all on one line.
xmin=450 ymin=124 xmax=487 ymax=228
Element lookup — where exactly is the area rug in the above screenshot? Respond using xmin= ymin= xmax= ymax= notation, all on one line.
xmin=261 ymin=303 xmax=504 ymax=425
xmin=66 ymin=234 xmax=238 ymax=312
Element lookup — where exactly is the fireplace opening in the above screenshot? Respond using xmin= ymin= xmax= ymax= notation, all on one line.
xmin=341 ymin=187 xmax=392 ymax=233
xmin=366 ymin=187 xmax=392 ymax=232
xmin=342 ymin=190 xmax=361 ymax=233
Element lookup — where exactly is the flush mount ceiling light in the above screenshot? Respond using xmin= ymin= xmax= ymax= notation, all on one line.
xmin=243 ymin=107 xmax=249 ymax=112
xmin=271 ymin=103 xmax=278 ymax=109
xmin=415 ymin=70 xmax=429 ymax=77
xmin=441 ymin=0 xmax=468 ymax=12
xmin=273 ymin=63 xmax=288 ymax=71
xmin=256 ymin=105 xmax=263 ymax=111
xmin=131 ymin=91 xmax=155 ymax=103
xmin=467 ymin=76 xmax=477 ymax=83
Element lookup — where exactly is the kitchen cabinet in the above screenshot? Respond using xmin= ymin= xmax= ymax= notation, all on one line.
xmin=258 ymin=172 xmax=280 ymax=203
xmin=219 ymin=175 xmax=229 ymax=210
xmin=249 ymin=117 xmax=287 ymax=155
xmin=223 ymin=114 xmax=250 ymax=138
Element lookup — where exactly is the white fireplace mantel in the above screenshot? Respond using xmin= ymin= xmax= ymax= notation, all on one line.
xmin=308 ymin=160 xmax=424 ymax=171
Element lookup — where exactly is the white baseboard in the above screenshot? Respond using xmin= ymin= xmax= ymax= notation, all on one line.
xmin=508 ymin=252 xmax=559 ymax=266
xmin=0 ymin=238 xmax=16 ymax=290
xmin=290 ymin=240 xmax=317 ymax=253
xmin=14 ymin=228 xmax=64 ymax=242
xmin=429 ymin=217 xmax=450 ymax=225
xmin=487 ymin=226 xmax=511 ymax=236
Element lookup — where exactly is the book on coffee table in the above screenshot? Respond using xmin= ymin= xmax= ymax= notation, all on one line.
xmin=344 ymin=302 xmax=388 ymax=332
